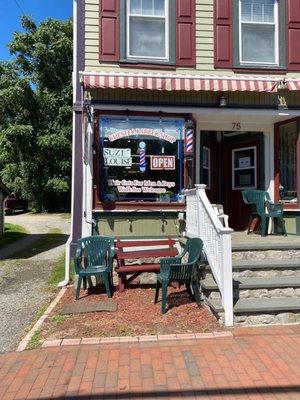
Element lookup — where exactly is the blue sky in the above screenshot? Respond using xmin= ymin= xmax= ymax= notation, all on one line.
xmin=0 ymin=0 xmax=72 ymax=60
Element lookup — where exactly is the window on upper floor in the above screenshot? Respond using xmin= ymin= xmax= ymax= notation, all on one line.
xmin=99 ymin=0 xmax=196 ymax=68
xmin=214 ymin=0 xmax=300 ymax=71
xmin=127 ymin=0 xmax=169 ymax=61
xmin=239 ymin=0 xmax=279 ymax=66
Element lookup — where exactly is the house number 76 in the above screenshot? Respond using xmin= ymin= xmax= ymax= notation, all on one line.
xmin=232 ymin=122 xmax=241 ymax=131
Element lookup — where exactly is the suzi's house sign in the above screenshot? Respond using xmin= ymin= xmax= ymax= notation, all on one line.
xmin=104 ymin=148 xmax=132 ymax=166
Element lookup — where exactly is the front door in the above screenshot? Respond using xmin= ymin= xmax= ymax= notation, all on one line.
xmin=223 ymin=138 xmax=262 ymax=230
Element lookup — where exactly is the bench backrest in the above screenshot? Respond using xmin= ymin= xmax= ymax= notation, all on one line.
xmin=116 ymin=237 xmax=176 ymax=249
xmin=115 ymin=237 xmax=177 ymax=260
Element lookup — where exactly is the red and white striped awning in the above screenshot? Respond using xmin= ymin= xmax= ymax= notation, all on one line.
xmin=81 ymin=72 xmax=300 ymax=93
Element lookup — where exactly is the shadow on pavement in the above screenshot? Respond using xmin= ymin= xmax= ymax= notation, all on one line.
xmin=0 ymin=233 xmax=68 ymax=261
xmin=26 ymin=385 xmax=300 ymax=399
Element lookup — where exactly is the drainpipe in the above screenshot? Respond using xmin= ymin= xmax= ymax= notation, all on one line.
xmin=58 ymin=0 xmax=78 ymax=287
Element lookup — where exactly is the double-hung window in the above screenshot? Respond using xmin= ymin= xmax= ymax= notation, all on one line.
xmin=126 ymin=0 xmax=169 ymax=61
xmin=239 ymin=0 xmax=279 ymax=65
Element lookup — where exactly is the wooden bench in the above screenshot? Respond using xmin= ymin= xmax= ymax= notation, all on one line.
xmin=115 ymin=237 xmax=178 ymax=292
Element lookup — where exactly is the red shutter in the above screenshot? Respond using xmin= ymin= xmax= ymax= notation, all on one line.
xmin=99 ymin=0 xmax=119 ymax=62
xmin=176 ymin=0 xmax=196 ymax=67
xmin=214 ymin=0 xmax=232 ymax=69
xmin=286 ymin=0 xmax=300 ymax=70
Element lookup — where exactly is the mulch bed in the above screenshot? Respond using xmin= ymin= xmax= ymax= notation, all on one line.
xmin=40 ymin=283 xmax=224 ymax=340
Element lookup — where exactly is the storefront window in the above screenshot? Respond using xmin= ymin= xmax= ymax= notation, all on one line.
xmin=279 ymin=121 xmax=298 ymax=203
xmin=99 ymin=116 xmax=184 ymax=202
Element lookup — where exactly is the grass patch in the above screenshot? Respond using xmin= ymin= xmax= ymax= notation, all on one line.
xmin=0 ymin=223 xmax=27 ymax=248
xmin=26 ymin=330 xmax=42 ymax=350
xmin=59 ymin=213 xmax=71 ymax=220
xmin=51 ymin=315 xmax=66 ymax=324
xmin=48 ymin=254 xmax=75 ymax=287
xmin=35 ymin=304 xmax=48 ymax=322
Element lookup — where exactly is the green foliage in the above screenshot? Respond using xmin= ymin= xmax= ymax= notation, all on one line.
xmin=26 ymin=330 xmax=42 ymax=350
xmin=48 ymin=253 xmax=75 ymax=287
xmin=0 ymin=16 xmax=73 ymax=212
xmin=51 ymin=315 xmax=66 ymax=324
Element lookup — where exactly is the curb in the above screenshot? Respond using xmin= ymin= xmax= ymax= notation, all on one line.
xmin=41 ymin=331 xmax=233 ymax=348
xmin=17 ymin=287 xmax=68 ymax=352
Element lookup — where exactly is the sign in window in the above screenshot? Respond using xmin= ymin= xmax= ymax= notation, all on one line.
xmin=99 ymin=116 xmax=184 ymax=202
xmin=232 ymin=146 xmax=257 ymax=189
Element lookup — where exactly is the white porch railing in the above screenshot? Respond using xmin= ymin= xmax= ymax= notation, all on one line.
xmin=185 ymin=184 xmax=234 ymax=326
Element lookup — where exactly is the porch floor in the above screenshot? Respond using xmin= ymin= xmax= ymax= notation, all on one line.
xmin=232 ymin=230 xmax=300 ymax=250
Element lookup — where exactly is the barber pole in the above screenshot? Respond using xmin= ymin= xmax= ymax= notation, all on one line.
xmin=139 ymin=141 xmax=146 ymax=172
xmin=185 ymin=128 xmax=193 ymax=153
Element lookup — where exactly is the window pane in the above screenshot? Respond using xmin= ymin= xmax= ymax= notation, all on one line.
xmin=130 ymin=17 xmax=165 ymax=58
xmin=234 ymin=170 xmax=255 ymax=188
xmin=234 ymin=148 xmax=255 ymax=169
xmin=279 ymin=122 xmax=298 ymax=202
xmin=203 ymin=148 xmax=210 ymax=168
xmin=130 ymin=0 xmax=165 ymax=16
xmin=154 ymin=0 xmax=165 ymax=16
xmin=241 ymin=0 xmax=275 ymax=23
xmin=242 ymin=24 xmax=275 ymax=63
xmin=130 ymin=0 xmax=142 ymax=14
xmin=141 ymin=0 xmax=154 ymax=14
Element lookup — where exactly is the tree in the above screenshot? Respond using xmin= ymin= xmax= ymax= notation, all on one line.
xmin=0 ymin=16 xmax=72 ymax=212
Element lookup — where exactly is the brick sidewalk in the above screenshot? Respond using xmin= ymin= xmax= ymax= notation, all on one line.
xmin=0 ymin=326 xmax=299 ymax=399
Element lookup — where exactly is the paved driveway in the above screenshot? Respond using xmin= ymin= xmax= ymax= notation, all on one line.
xmin=0 ymin=214 xmax=70 ymax=353
xmin=0 ymin=325 xmax=299 ymax=399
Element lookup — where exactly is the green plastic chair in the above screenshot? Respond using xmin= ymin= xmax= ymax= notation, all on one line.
xmin=154 ymin=238 xmax=203 ymax=314
xmin=242 ymin=190 xmax=287 ymax=237
xmin=74 ymin=235 xmax=115 ymax=299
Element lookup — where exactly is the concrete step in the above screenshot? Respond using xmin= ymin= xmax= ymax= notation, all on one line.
xmin=205 ymin=258 xmax=300 ymax=271
xmin=202 ymin=276 xmax=300 ymax=291
xmin=232 ymin=242 xmax=300 ymax=252
xmin=207 ymin=297 xmax=300 ymax=314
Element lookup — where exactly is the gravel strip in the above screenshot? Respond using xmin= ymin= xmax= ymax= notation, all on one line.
xmin=0 ymin=214 xmax=70 ymax=353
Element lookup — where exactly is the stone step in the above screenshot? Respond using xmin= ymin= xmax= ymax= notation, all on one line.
xmin=205 ymin=258 xmax=300 ymax=271
xmin=207 ymin=297 xmax=300 ymax=314
xmin=232 ymin=242 xmax=300 ymax=252
xmin=202 ymin=276 xmax=300 ymax=291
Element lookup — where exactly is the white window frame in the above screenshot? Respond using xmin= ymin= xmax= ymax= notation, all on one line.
xmin=126 ymin=0 xmax=169 ymax=61
xmin=239 ymin=0 xmax=279 ymax=66
xmin=232 ymin=146 xmax=257 ymax=190
xmin=203 ymin=146 xmax=211 ymax=190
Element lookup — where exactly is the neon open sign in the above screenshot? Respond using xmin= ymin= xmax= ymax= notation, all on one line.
xmin=150 ymin=156 xmax=175 ymax=170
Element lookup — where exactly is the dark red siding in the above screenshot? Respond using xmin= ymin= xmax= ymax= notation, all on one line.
xmin=286 ymin=0 xmax=300 ymax=71
xmin=99 ymin=0 xmax=119 ymax=62
xmin=214 ymin=0 xmax=233 ymax=69
xmin=176 ymin=0 xmax=196 ymax=67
